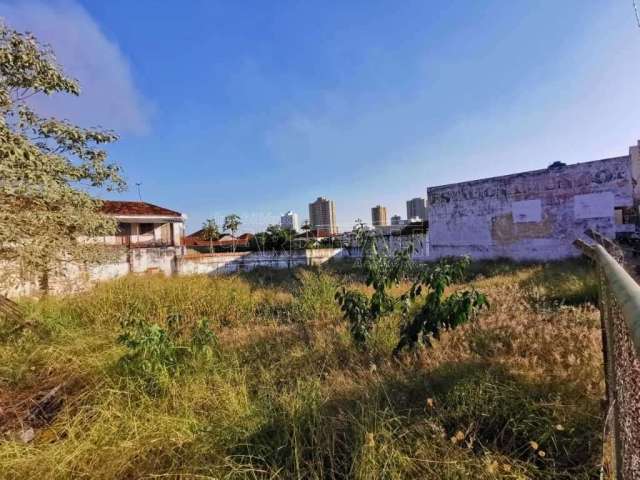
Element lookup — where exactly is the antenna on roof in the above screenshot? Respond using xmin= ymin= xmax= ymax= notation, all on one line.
xmin=135 ymin=182 xmax=143 ymax=201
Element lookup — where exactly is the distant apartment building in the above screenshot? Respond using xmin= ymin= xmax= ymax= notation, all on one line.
xmin=280 ymin=210 xmax=299 ymax=232
xmin=309 ymin=197 xmax=338 ymax=235
xmin=390 ymin=214 xmax=405 ymax=226
xmin=406 ymin=197 xmax=427 ymax=221
xmin=371 ymin=205 xmax=388 ymax=226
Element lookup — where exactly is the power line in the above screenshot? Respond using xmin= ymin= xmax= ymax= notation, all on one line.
xmin=635 ymin=0 xmax=640 ymax=28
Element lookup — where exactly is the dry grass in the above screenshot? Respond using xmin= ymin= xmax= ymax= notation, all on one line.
xmin=0 ymin=259 xmax=604 ymax=479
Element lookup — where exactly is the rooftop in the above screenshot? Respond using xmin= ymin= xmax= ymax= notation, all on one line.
xmin=100 ymin=201 xmax=183 ymax=217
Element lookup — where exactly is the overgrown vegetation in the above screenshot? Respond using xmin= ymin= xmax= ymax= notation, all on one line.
xmin=0 ymin=260 xmax=604 ymax=479
xmin=117 ymin=314 xmax=217 ymax=391
xmin=336 ymin=238 xmax=488 ymax=355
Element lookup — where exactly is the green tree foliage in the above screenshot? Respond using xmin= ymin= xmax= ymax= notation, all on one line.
xmin=335 ymin=233 xmax=414 ymax=347
xmin=393 ymin=257 xmax=488 ymax=356
xmin=351 ymin=218 xmax=369 ymax=248
xmin=0 ymin=23 xmax=125 ymax=290
xmin=249 ymin=224 xmax=296 ymax=252
xmin=336 ymin=233 xmax=488 ymax=354
xmin=223 ymin=214 xmax=242 ymax=252
xmin=201 ymin=218 xmax=220 ymax=253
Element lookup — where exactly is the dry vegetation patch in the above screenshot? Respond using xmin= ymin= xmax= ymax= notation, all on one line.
xmin=0 ymin=260 xmax=605 ymax=479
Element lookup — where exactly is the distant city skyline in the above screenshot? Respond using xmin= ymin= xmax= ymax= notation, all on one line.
xmin=3 ymin=1 xmax=639 ymax=233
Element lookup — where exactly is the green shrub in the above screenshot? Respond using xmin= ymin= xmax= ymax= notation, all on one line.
xmin=117 ymin=314 xmax=218 ymax=390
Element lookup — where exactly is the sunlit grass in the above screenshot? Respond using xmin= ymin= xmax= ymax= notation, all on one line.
xmin=0 ymin=260 xmax=604 ymax=479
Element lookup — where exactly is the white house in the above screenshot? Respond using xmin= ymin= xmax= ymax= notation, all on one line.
xmin=99 ymin=201 xmax=186 ymax=248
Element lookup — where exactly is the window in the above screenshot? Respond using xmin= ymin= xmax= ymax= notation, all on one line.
xmin=116 ymin=223 xmax=131 ymax=235
xmin=614 ymin=207 xmax=636 ymax=225
xmin=139 ymin=223 xmax=155 ymax=235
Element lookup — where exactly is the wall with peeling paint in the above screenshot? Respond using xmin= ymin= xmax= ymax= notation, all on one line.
xmin=4 ymin=247 xmax=349 ymax=298
xmin=427 ymin=154 xmax=636 ymax=260
xmin=177 ymin=249 xmax=345 ymax=275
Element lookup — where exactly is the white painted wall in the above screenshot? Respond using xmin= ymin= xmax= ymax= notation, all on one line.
xmin=428 ymin=155 xmax=634 ymax=260
xmin=3 ymin=247 xmax=347 ymax=298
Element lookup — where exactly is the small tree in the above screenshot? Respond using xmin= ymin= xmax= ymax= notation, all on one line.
xmin=201 ymin=219 xmax=220 ymax=253
xmin=335 ymin=238 xmax=414 ymax=348
xmin=0 ymin=23 xmax=125 ymax=292
xmin=393 ymin=257 xmax=488 ymax=356
xmin=263 ymin=224 xmax=296 ymax=251
xmin=336 ymin=237 xmax=488 ymax=354
xmin=352 ymin=218 xmax=369 ymax=249
xmin=223 ymin=214 xmax=242 ymax=252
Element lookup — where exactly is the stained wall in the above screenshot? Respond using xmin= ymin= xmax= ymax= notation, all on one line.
xmin=427 ymin=155 xmax=635 ymax=260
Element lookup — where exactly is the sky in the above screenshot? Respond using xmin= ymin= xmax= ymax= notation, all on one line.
xmin=1 ymin=0 xmax=639 ymax=233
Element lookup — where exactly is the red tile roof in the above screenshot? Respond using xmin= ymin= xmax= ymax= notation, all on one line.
xmin=184 ymin=231 xmax=253 ymax=248
xmin=101 ymin=201 xmax=182 ymax=217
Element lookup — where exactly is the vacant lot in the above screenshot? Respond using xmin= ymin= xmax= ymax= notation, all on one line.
xmin=0 ymin=260 xmax=603 ymax=479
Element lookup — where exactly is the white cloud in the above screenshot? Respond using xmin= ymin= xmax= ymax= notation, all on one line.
xmin=0 ymin=0 xmax=151 ymax=134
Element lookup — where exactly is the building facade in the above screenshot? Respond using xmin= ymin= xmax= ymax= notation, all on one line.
xmin=406 ymin=197 xmax=427 ymax=221
xmin=99 ymin=201 xmax=186 ymax=248
xmin=390 ymin=214 xmax=405 ymax=225
xmin=309 ymin=197 xmax=338 ymax=235
xmin=427 ymin=142 xmax=640 ymax=260
xmin=371 ymin=205 xmax=388 ymax=226
xmin=280 ymin=210 xmax=300 ymax=232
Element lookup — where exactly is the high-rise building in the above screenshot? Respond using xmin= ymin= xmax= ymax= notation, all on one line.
xmin=371 ymin=205 xmax=388 ymax=227
xmin=280 ymin=210 xmax=299 ymax=232
xmin=406 ymin=197 xmax=427 ymax=221
xmin=309 ymin=197 xmax=338 ymax=235
xmin=390 ymin=214 xmax=403 ymax=225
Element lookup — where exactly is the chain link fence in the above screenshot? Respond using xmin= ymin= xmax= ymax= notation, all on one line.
xmin=575 ymin=231 xmax=640 ymax=479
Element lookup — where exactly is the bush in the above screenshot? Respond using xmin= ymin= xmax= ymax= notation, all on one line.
xmin=293 ymin=269 xmax=340 ymax=324
xmin=117 ymin=314 xmax=218 ymax=390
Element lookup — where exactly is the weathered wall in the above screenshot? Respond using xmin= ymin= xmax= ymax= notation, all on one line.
xmin=3 ymin=247 xmax=347 ymax=298
xmin=341 ymin=234 xmax=429 ymax=260
xmin=428 ymin=156 xmax=634 ymax=260
xmin=3 ymin=247 xmax=180 ymax=298
xmin=177 ymin=249 xmax=344 ymax=275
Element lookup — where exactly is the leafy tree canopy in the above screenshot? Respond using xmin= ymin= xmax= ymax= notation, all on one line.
xmin=0 ymin=23 xmax=125 ymax=289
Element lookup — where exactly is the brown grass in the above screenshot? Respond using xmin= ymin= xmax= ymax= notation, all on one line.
xmin=0 ymin=259 xmax=604 ymax=479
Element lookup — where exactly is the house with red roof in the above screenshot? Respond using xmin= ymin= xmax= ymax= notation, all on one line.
xmin=184 ymin=230 xmax=253 ymax=252
xmin=99 ymin=201 xmax=187 ymax=248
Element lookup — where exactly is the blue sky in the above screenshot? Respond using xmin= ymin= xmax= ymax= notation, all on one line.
xmin=2 ymin=1 xmax=639 ymax=233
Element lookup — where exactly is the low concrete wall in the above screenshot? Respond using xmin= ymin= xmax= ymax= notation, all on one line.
xmin=340 ymin=234 xmax=429 ymax=261
xmin=3 ymin=247 xmax=346 ymax=298
xmin=4 ymin=237 xmax=431 ymax=298
xmin=177 ymin=249 xmax=344 ymax=275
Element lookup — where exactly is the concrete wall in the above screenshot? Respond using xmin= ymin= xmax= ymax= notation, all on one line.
xmin=428 ymin=155 xmax=634 ymax=260
xmin=3 ymin=247 xmax=346 ymax=298
xmin=177 ymin=249 xmax=344 ymax=275
xmin=3 ymin=247 xmax=181 ymax=298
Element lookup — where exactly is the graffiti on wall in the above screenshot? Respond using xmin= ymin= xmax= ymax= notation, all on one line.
xmin=429 ymin=159 xmax=630 ymax=207
xmin=427 ymin=156 xmax=634 ymax=260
